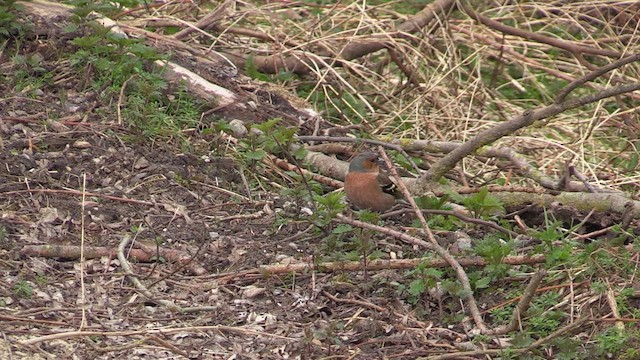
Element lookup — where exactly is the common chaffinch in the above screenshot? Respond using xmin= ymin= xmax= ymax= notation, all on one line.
xmin=344 ymin=152 xmax=397 ymax=212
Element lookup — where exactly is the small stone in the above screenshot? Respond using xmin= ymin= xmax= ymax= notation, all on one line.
xmin=228 ymin=119 xmax=247 ymax=138
xmin=242 ymin=286 xmax=265 ymax=298
xmin=65 ymin=104 xmax=80 ymax=113
xmin=133 ymin=156 xmax=150 ymax=169
xmin=2 ymin=297 xmax=13 ymax=305
xmin=249 ymin=126 xmax=263 ymax=136
xmin=48 ymin=120 xmax=70 ymax=133
xmin=73 ymin=140 xmax=91 ymax=149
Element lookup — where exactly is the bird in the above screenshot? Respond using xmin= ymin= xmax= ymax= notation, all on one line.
xmin=344 ymin=152 xmax=397 ymax=212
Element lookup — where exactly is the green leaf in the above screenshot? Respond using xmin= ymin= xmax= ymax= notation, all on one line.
xmin=245 ymin=54 xmax=271 ymax=82
xmin=475 ymin=276 xmax=491 ymax=289
xmin=246 ymin=149 xmax=267 ymax=160
xmin=71 ymin=35 xmax=101 ymax=48
xmin=408 ymin=279 xmax=426 ymax=296
xmin=332 ymin=224 xmax=353 ymax=235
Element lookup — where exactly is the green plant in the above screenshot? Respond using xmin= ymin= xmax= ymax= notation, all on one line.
xmin=489 ymin=302 xmax=514 ymax=324
xmin=0 ymin=0 xmax=32 ymax=38
xmin=12 ymin=280 xmax=33 ymax=298
xmin=125 ymin=86 xmax=201 ymax=138
xmin=530 ymin=210 xmax=587 ymax=268
xmin=614 ymin=287 xmax=635 ymax=317
xmin=595 ymin=327 xmax=630 ymax=357
xmin=10 ymin=53 xmax=52 ymax=93
xmin=473 ymin=235 xmax=514 ymax=285
xmin=448 ymin=187 xmax=504 ymax=219
xmin=550 ymin=336 xmax=583 ymax=360
xmin=69 ymin=31 xmax=165 ymax=91
xmin=61 ymin=6 xmax=208 ymax=139
xmin=65 ymin=0 xmax=146 ymax=19
xmin=35 ymin=274 xmax=48 ymax=287
xmin=237 ymin=118 xmax=302 ymax=165
xmin=323 ymin=223 xmax=353 ymax=254
xmin=524 ymin=292 xmax=565 ymax=337
xmin=312 ymin=192 xmax=349 ymax=253
xmin=413 ymin=195 xmax=464 ymax=230
xmin=0 ymin=223 xmax=6 ymax=242
xmin=397 ymin=260 xmax=443 ymax=305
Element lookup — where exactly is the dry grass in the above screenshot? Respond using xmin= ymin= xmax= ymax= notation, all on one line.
xmin=158 ymin=0 xmax=640 ymax=192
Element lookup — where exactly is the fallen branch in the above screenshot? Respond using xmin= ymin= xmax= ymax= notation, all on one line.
xmin=117 ymin=235 xmax=181 ymax=312
xmin=297 ymin=135 xmax=421 ymax=174
xmin=379 ymin=148 xmax=486 ymax=332
xmin=211 ymin=255 xmax=547 ymax=284
xmin=391 ymin=138 xmax=591 ymax=192
xmin=383 ymin=208 xmax=520 ymax=238
xmin=20 ymin=324 xmax=297 ymax=346
xmin=335 ymin=214 xmax=432 ymax=249
xmin=216 ymin=0 xmax=457 ymax=74
xmin=20 ymin=243 xmax=207 ymax=275
xmin=269 ymin=154 xmax=344 ymax=189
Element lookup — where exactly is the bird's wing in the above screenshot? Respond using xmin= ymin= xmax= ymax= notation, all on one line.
xmin=377 ymin=172 xmax=397 ymax=194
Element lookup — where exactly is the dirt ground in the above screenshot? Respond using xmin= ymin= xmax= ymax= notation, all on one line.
xmin=0 ymin=37 xmax=476 ymax=360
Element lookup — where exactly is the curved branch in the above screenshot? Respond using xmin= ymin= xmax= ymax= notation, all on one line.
xmin=391 ymin=138 xmax=590 ymax=191
xmin=557 ymin=53 xmax=640 ymax=103
xmin=117 ymin=235 xmax=181 ymax=312
xmin=461 ymin=2 xmax=621 ymax=58
xmin=418 ymin=82 xmax=640 ymax=187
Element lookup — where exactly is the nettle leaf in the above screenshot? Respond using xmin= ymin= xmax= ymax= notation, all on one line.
xmin=314 ymin=192 xmax=344 ymax=208
xmin=292 ymin=146 xmax=308 ymax=160
xmin=129 ymin=43 xmax=160 ymax=60
xmin=245 ymin=54 xmax=271 ymax=82
xmin=93 ymin=58 xmax=112 ymax=71
xmin=71 ymin=35 xmax=101 ymax=48
xmin=475 ymin=276 xmax=492 ymax=289
xmin=332 ymin=224 xmax=353 ymax=235
xmin=246 ymin=149 xmax=267 ymax=161
xmin=424 ymin=268 xmax=443 ymax=279
xmin=408 ymin=279 xmax=426 ymax=296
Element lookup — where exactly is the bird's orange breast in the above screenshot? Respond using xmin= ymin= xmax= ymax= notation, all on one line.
xmin=344 ymin=172 xmax=396 ymax=212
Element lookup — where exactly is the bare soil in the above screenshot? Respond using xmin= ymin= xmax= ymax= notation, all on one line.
xmin=0 ymin=34 xmax=474 ymax=360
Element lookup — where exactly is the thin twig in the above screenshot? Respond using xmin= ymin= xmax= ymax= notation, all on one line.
xmin=423 ymin=317 xmax=589 ymax=360
xmin=378 ymin=147 xmax=487 ymax=332
xmin=461 ymin=3 xmax=621 ymax=58
xmin=117 ymin=235 xmax=182 ymax=312
xmin=335 ymin=214 xmax=432 ymax=249
xmin=483 ymin=270 xmax=546 ymax=335
xmin=20 ymin=325 xmax=297 ymax=346
xmin=557 ymin=53 xmax=640 ymax=103
xmin=0 ymin=188 xmax=155 ymax=205
xmin=383 ymin=208 xmax=520 ymax=237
